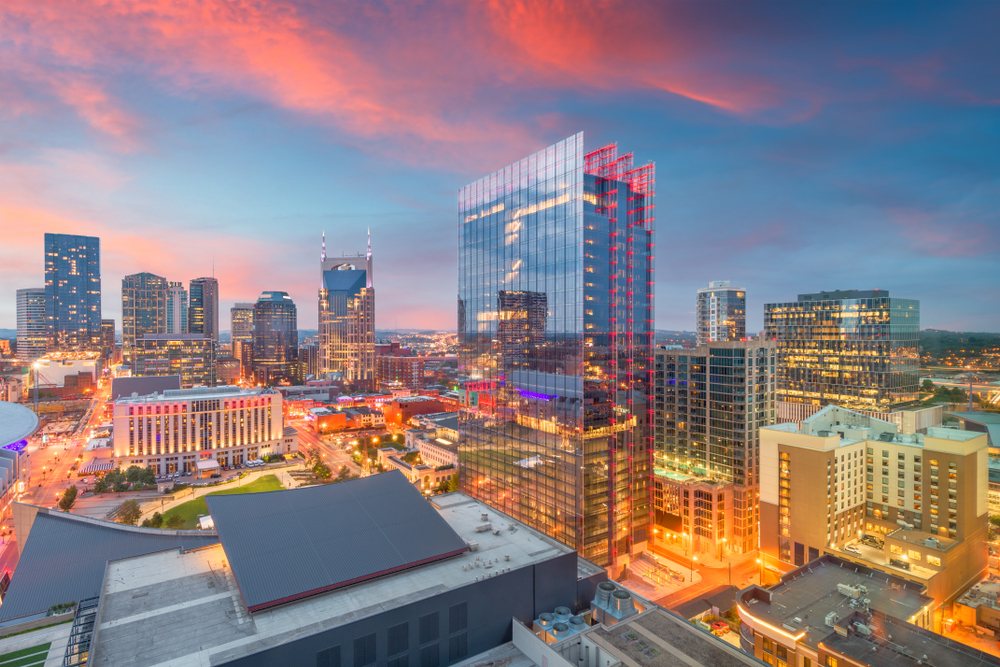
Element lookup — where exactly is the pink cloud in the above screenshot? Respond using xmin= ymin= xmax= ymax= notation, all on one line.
xmin=889 ymin=208 xmax=1000 ymax=258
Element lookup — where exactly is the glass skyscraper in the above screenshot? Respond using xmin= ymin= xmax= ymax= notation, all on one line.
xmin=189 ymin=277 xmax=219 ymax=341
xmin=253 ymin=291 xmax=299 ymax=385
xmin=318 ymin=232 xmax=375 ymax=391
xmin=231 ymin=302 xmax=255 ymax=380
xmin=458 ymin=133 xmax=655 ymax=568
xmin=166 ymin=282 xmax=188 ymax=334
xmin=764 ymin=290 xmax=920 ymax=413
xmin=16 ymin=287 xmax=46 ymax=363
xmin=122 ymin=272 xmax=167 ymax=363
xmin=696 ymin=281 xmax=745 ymax=346
xmin=44 ymin=233 xmax=101 ymax=352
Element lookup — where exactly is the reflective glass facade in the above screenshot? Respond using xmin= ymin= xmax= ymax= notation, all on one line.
xmin=44 ymin=233 xmax=101 ymax=352
xmin=16 ymin=287 xmax=46 ymax=363
xmin=253 ymin=291 xmax=299 ymax=385
xmin=458 ymin=133 xmax=655 ymax=567
xmin=319 ymin=245 xmax=375 ymax=391
xmin=122 ymin=272 xmax=167 ymax=363
xmin=134 ymin=334 xmax=214 ymax=388
xmin=189 ymin=277 xmax=219 ymax=341
xmin=764 ymin=290 xmax=919 ymax=411
xmin=696 ymin=281 xmax=745 ymax=346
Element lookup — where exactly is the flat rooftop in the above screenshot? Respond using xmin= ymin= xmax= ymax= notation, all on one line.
xmin=583 ymin=608 xmax=761 ymax=667
xmin=89 ymin=492 xmax=579 ymax=666
xmin=738 ymin=556 xmax=931 ymax=651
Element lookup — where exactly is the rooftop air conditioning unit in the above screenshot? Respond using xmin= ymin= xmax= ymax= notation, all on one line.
xmin=825 ymin=612 xmax=839 ymax=627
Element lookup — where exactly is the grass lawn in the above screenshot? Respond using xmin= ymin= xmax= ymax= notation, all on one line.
xmin=161 ymin=475 xmax=284 ymax=529
xmin=0 ymin=642 xmax=50 ymax=666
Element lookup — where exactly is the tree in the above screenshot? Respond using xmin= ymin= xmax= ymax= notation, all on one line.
xmin=447 ymin=473 xmax=459 ymax=493
xmin=103 ymin=468 xmax=128 ymax=493
xmin=59 ymin=485 xmax=78 ymax=511
xmin=117 ymin=499 xmax=142 ymax=526
xmin=149 ymin=512 xmax=163 ymax=528
xmin=125 ymin=465 xmax=145 ymax=486
xmin=141 ymin=466 xmax=156 ymax=485
xmin=921 ymin=379 xmax=935 ymax=392
xmin=165 ymin=514 xmax=186 ymax=529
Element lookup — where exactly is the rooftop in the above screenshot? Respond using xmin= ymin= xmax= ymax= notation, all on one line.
xmin=89 ymin=489 xmax=579 ymax=666
xmin=109 ymin=375 xmax=181 ymax=400
xmin=115 ymin=384 xmax=277 ymax=404
xmin=737 ymin=555 xmax=931 ymax=651
xmin=955 ymin=576 xmax=1000 ymax=612
xmin=0 ymin=401 xmax=39 ymax=447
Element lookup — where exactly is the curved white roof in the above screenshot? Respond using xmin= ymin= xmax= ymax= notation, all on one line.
xmin=0 ymin=401 xmax=40 ymax=446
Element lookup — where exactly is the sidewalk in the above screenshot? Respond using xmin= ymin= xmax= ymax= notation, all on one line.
xmin=651 ymin=538 xmax=759 ymax=570
xmin=619 ymin=554 xmax=702 ymax=600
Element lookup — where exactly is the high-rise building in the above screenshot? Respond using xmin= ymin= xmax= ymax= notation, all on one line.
xmin=457 ymin=133 xmax=655 ymax=569
xmin=696 ymin=280 xmax=745 ymax=346
xmin=101 ymin=319 xmax=116 ymax=366
xmin=133 ymin=334 xmax=215 ymax=388
xmin=652 ymin=340 xmax=776 ymax=555
xmin=376 ymin=355 xmax=425 ymax=390
xmin=764 ymin=290 xmax=919 ymax=421
xmin=231 ymin=302 xmax=255 ymax=380
xmin=252 ymin=291 xmax=298 ymax=385
xmin=44 ymin=233 xmax=101 ymax=352
xmin=122 ymin=272 xmax=167 ymax=363
xmin=189 ymin=277 xmax=219 ymax=341
xmin=166 ymin=282 xmax=188 ymax=334
xmin=16 ymin=288 xmax=46 ymax=363
xmin=318 ymin=232 xmax=375 ymax=390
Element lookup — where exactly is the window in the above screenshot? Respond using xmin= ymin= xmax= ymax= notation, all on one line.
xmin=388 ymin=623 xmax=409 ymax=656
xmin=354 ymin=634 xmax=376 ymax=667
xmin=762 ymin=655 xmax=774 ymax=665
xmin=419 ymin=646 xmax=439 ymax=667
xmin=763 ymin=638 xmax=773 ymax=653
xmin=890 ymin=545 xmax=902 ymax=555
xmin=448 ymin=634 xmax=468 ymax=661
xmin=449 ymin=603 xmax=468 ymax=633
xmin=827 ymin=658 xmax=838 ymax=667
xmin=317 ymin=646 xmax=341 ymax=667
xmin=927 ymin=555 xmax=941 ymax=566
xmin=908 ymin=550 xmax=922 ymax=561
xmin=776 ymin=646 xmax=788 ymax=660
xmin=419 ymin=613 xmax=439 ymax=644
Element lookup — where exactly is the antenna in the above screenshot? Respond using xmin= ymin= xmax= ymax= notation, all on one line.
xmin=322 ymin=231 xmax=326 ymax=262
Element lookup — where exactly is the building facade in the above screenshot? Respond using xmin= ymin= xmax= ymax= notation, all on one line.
xmin=695 ymin=281 xmax=745 ymax=346
xmin=318 ymin=233 xmax=375 ymax=391
xmin=231 ymin=301 xmax=255 ymax=379
xmin=122 ymin=272 xmax=167 ymax=363
xmin=16 ymin=287 xmax=46 ymax=363
xmin=652 ymin=340 xmax=776 ymax=555
xmin=166 ymin=282 xmax=188 ymax=334
xmin=764 ymin=290 xmax=919 ymax=416
xmin=376 ymin=355 xmax=425 ymax=390
xmin=252 ymin=291 xmax=298 ymax=385
xmin=44 ymin=233 xmax=101 ymax=352
xmin=101 ymin=319 xmax=116 ymax=367
xmin=188 ymin=277 xmax=219 ymax=341
xmin=133 ymin=334 xmax=215 ymax=388
xmin=457 ymin=133 xmax=655 ymax=569
xmin=759 ymin=405 xmax=989 ymax=609
xmin=111 ymin=385 xmax=285 ymax=473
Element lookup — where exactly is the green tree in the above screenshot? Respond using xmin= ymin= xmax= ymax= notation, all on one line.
xmin=314 ymin=461 xmax=332 ymax=479
xmin=921 ymin=379 xmax=935 ymax=392
xmin=149 ymin=512 xmax=163 ymax=528
xmin=447 ymin=473 xmax=459 ymax=493
xmin=103 ymin=468 xmax=128 ymax=493
xmin=165 ymin=514 xmax=186 ymax=529
xmin=125 ymin=465 xmax=144 ymax=486
xmin=117 ymin=499 xmax=142 ymax=526
xmin=141 ymin=466 xmax=156 ymax=485
xmin=93 ymin=477 xmax=108 ymax=494
xmin=59 ymin=485 xmax=78 ymax=511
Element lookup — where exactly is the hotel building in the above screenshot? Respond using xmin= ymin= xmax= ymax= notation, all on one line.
xmin=44 ymin=233 xmax=102 ymax=352
xmin=764 ymin=290 xmax=919 ymax=422
xmin=133 ymin=334 xmax=215 ymax=388
xmin=122 ymin=272 xmax=167 ymax=363
xmin=458 ymin=133 xmax=655 ymax=569
xmin=760 ymin=405 xmax=989 ymax=611
xmin=318 ymin=232 xmax=375 ymax=390
xmin=111 ymin=385 xmax=289 ymax=473
xmin=15 ymin=287 xmax=46 ymax=363
xmin=166 ymin=281 xmax=188 ymax=334
xmin=652 ymin=340 xmax=776 ymax=555
xmin=696 ymin=281 xmax=745 ymax=346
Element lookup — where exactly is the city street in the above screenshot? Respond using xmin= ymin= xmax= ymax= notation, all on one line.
xmin=290 ymin=419 xmax=366 ymax=476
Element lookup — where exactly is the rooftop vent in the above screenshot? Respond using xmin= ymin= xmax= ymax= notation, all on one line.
xmin=554 ymin=606 xmax=572 ymax=622
xmin=552 ymin=622 xmax=570 ymax=637
xmin=596 ymin=581 xmax=617 ymax=607
xmin=612 ymin=590 xmax=636 ymax=616
xmin=538 ymin=613 xmax=554 ymax=628
xmin=569 ymin=616 xmax=586 ymax=628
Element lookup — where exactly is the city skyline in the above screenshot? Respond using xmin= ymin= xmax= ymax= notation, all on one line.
xmin=1 ymin=2 xmax=997 ymax=333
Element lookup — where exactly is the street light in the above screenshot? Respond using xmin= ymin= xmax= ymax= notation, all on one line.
xmin=757 ymin=558 xmax=763 ymax=583
xmin=691 ymin=555 xmax=698 ymax=582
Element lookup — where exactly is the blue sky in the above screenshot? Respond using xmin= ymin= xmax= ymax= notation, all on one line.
xmin=1 ymin=0 xmax=997 ymax=332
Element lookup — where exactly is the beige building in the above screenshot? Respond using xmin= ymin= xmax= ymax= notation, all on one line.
xmin=760 ymin=405 xmax=989 ymax=615
xmin=112 ymin=385 xmax=292 ymax=475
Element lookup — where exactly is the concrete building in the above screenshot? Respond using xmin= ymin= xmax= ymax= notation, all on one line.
xmin=111 ymin=384 xmax=288 ymax=474
xmin=759 ymin=405 xmax=989 ymax=611
xmin=319 ymin=231 xmax=375 ymax=391
xmin=44 ymin=233 xmax=102 ymax=353
xmin=764 ymin=290 xmax=919 ymax=420
xmin=166 ymin=281 xmax=188 ymax=334
xmin=377 ymin=355 xmax=426 ymax=390
xmin=133 ymin=333 xmax=214 ymax=388
xmin=652 ymin=341 xmax=776 ymax=555
xmin=121 ymin=272 xmax=167 ymax=362
xmin=696 ymin=281 xmax=745 ymax=346
xmin=189 ymin=277 xmax=219 ymax=341
xmin=15 ymin=287 xmax=46 ymax=363
xmin=33 ymin=352 xmax=99 ymax=388
xmin=736 ymin=554 xmax=995 ymax=667
xmin=384 ymin=395 xmax=446 ymax=427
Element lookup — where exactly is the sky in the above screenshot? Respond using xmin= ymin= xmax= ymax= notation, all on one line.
xmin=1 ymin=1 xmax=998 ymax=333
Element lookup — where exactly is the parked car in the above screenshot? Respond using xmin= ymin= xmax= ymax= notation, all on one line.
xmin=845 ymin=545 xmax=863 ymax=555
xmin=210 ymin=473 xmax=221 ymax=478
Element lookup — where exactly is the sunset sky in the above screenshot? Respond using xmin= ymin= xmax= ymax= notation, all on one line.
xmin=1 ymin=1 xmax=997 ymax=332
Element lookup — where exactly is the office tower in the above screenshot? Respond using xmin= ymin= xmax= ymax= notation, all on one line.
xmin=252 ymin=291 xmax=298 ymax=385
xmin=318 ymin=231 xmax=375 ymax=391
xmin=758 ymin=406 xmax=988 ymax=609
xmin=133 ymin=334 xmax=215 ymax=388
xmin=122 ymin=272 xmax=167 ymax=363
xmin=189 ymin=277 xmax=219 ymax=341
xmin=457 ymin=133 xmax=655 ymax=569
xmin=44 ymin=233 xmax=101 ymax=352
xmin=652 ymin=340 xmax=776 ymax=555
xmin=376 ymin=355 xmax=425 ymax=390
xmin=764 ymin=290 xmax=919 ymax=421
xmin=231 ymin=302 xmax=255 ymax=380
xmin=695 ymin=280 xmax=745 ymax=346
xmin=166 ymin=282 xmax=188 ymax=334
xmin=15 ymin=288 xmax=46 ymax=363
xmin=101 ymin=319 xmax=116 ymax=366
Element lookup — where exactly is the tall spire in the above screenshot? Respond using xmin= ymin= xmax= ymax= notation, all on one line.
xmin=366 ymin=227 xmax=373 ymax=289
xmin=367 ymin=227 xmax=371 ymax=260
xmin=321 ymin=231 xmax=326 ymax=262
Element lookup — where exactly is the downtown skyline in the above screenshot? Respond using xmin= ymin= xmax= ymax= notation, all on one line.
xmin=1 ymin=1 xmax=997 ymax=332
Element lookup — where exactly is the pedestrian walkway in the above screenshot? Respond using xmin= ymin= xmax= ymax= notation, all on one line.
xmin=652 ymin=539 xmax=759 ymax=570
xmin=619 ymin=553 xmax=701 ymax=600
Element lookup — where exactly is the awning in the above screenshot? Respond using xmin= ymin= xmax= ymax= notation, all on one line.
xmin=195 ymin=460 xmax=220 ymax=471
xmin=79 ymin=460 xmax=115 ymax=474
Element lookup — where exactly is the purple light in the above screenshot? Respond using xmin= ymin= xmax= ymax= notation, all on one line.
xmin=518 ymin=389 xmax=554 ymax=401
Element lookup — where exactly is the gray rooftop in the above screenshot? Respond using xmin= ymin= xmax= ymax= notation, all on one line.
xmin=0 ymin=508 xmax=217 ymax=623
xmin=737 ymin=555 xmax=931 ymax=651
xmin=0 ymin=401 xmax=38 ymax=447
xmin=205 ymin=470 xmax=468 ymax=612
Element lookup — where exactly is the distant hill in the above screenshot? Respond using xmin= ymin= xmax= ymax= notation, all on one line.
xmin=0 ymin=329 xmax=14 ymax=340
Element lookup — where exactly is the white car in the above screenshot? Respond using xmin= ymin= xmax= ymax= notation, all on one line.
xmin=845 ymin=544 xmax=862 ymax=555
